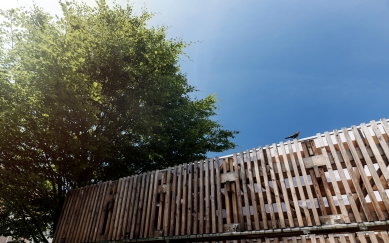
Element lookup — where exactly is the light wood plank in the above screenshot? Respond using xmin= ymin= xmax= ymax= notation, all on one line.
xmin=342 ymin=127 xmax=386 ymax=220
xmin=324 ymin=131 xmax=362 ymax=222
xmin=75 ymin=186 xmax=92 ymax=243
xmin=371 ymin=120 xmax=389 ymax=164
xmin=246 ymin=149 xmax=261 ymax=230
xmin=258 ymin=146 xmax=277 ymax=228
xmin=279 ymin=142 xmax=304 ymax=227
xmin=272 ymin=143 xmax=294 ymax=227
xmin=215 ymin=157 xmax=223 ymax=233
xmin=368 ymin=231 xmax=379 ymax=243
xmin=265 ymin=145 xmax=285 ymax=228
xmin=357 ymin=232 xmax=368 ymax=243
xmin=253 ymin=148 xmax=268 ymax=229
xmin=92 ymin=181 xmax=110 ymax=242
xmin=81 ymin=185 xmax=99 ymax=242
xmin=380 ymin=231 xmax=389 ymax=243
xmin=233 ymin=153 xmax=245 ymax=230
xmin=287 ymin=141 xmax=312 ymax=226
xmin=352 ymin=125 xmax=389 ymax=212
xmin=316 ymin=134 xmax=350 ymax=223
xmin=238 ymin=152 xmax=252 ymax=231
xmin=308 ymin=169 xmax=327 ymax=216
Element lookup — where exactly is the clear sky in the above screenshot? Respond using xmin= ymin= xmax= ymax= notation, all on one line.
xmin=3 ymin=0 xmax=389 ymax=158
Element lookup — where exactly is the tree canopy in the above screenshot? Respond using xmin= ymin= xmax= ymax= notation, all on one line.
xmin=0 ymin=1 xmax=238 ymax=242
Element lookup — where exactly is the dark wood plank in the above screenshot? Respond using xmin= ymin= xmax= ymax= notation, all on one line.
xmin=181 ymin=163 xmax=188 ymax=235
xmin=175 ymin=165 xmax=183 ymax=235
xmin=148 ymin=170 xmax=160 ymax=237
xmin=246 ymin=149 xmax=260 ymax=230
xmin=163 ymin=168 xmax=172 ymax=236
xmin=187 ymin=163 xmax=193 ymax=235
xmin=215 ymin=157 xmax=223 ymax=233
xmin=193 ymin=162 xmax=199 ymax=234
xmin=169 ymin=166 xmax=178 ymax=236
xmin=233 ymin=153 xmax=245 ymax=230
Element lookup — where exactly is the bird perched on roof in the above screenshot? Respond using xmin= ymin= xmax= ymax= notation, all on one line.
xmin=285 ymin=131 xmax=300 ymax=140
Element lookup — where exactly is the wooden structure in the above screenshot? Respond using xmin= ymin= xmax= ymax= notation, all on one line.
xmin=53 ymin=119 xmax=389 ymax=243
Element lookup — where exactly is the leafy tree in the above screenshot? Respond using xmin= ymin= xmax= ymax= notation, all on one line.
xmin=0 ymin=0 xmax=238 ymax=242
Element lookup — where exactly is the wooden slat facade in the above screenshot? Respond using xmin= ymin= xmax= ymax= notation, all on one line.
xmin=53 ymin=119 xmax=389 ymax=243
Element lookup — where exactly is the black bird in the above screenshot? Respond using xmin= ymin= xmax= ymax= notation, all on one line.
xmin=285 ymin=131 xmax=300 ymax=140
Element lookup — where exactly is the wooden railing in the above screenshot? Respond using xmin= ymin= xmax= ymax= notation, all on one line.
xmin=53 ymin=118 xmax=389 ymax=243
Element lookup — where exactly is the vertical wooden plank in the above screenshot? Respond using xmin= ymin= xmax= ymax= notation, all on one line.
xmin=272 ymin=143 xmax=294 ymax=228
xmin=368 ymin=231 xmax=379 ymax=243
xmin=92 ymin=181 xmax=110 ymax=242
xmin=148 ymin=170 xmax=160 ymax=237
xmin=258 ymin=147 xmax=277 ymax=228
xmin=380 ymin=231 xmax=389 ymax=243
xmin=130 ymin=175 xmax=142 ymax=238
xmin=223 ymin=158 xmax=232 ymax=231
xmin=357 ymin=232 xmax=368 ymax=243
xmin=143 ymin=173 xmax=154 ymax=238
xmin=169 ymin=166 xmax=178 ymax=236
xmin=66 ymin=188 xmax=84 ymax=242
xmin=253 ymin=148 xmax=268 ymax=229
xmin=316 ymin=134 xmax=350 ymax=223
xmin=181 ymin=163 xmax=188 ymax=235
xmin=110 ymin=178 xmax=124 ymax=239
xmin=78 ymin=185 xmax=97 ymax=243
xmin=193 ymin=162 xmax=199 ymax=234
xmin=136 ymin=172 xmax=149 ymax=238
xmin=187 ymin=163 xmax=193 ymax=235
xmin=60 ymin=189 xmax=79 ymax=243
xmin=348 ymin=233 xmax=358 ymax=243
xmin=318 ymin=235 xmax=326 ymax=243
xmin=287 ymin=140 xmax=312 ymax=226
xmin=75 ymin=188 xmax=91 ymax=242
xmin=279 ymin=142 xmax=304 ymax=227
xmin=140 ymin=173 xmax=151 ymax=238
xmin=54 ymin=190 xmax=74 ymax=243
xmin=198 ymin=161 xmax=205 ymax=234
xmin=318 ymin=168 xmax=337 ymax=215
xmin=353 ymin=125 xmax=389 ymax=212
xmin=121 ymin=177 xmax=134 ymax=239
xmin=205 ymin=159 xmax=211 ymax=234
xmin=239 ymin=151 xmax=253 ymax=231
xmin=215 ymin=157 xmax=223 ymax=233
xmin=324 ymin=131 xmax=362 ymax=222
xmin=157 ymin=172 xmax=166 ymax=234
xmin=210 ymin=159 xmax=217 ymax=235
xmin=233 ymin=153 xmax=245 ymax=230
xmin=88 ymin=184 xmax=106 ymax=241
xmin=228 ymin=157 xmax=239 ymax=225
xmin=371 ymin=120 xmax=389 ymax=163
xmin=246 ymin=149 xmax=260 ymax=230
xmin=362 ymin=123 xmax=389 ymax=180
xmin=308 ymin=170 xmax=327 ymax=216
xmin=175 ymin=165 xmax=183 ymax=235
xmin=265 ymin=145 xmax=285 ymax=228
xmin=328 ymin=234 xmax=336 ymax=243
xmin=310 ymin=234 xmax=317 ymax=243
xmin=116 ymin=177 xmax=131 ymax=239
xmin=163 ymin=168 xmax=172 ymax=236
xmin=293 ymin=139 xmax=320 ymax=225
xmin=342 ymin=127 xmax=386 ymax=220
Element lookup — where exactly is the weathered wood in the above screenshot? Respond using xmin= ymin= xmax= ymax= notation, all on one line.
xmin=53 ymin=119 xmax=389 ymax=243
xmin=324 ymin=132 xmax=362 ymax=222
xmin=317 ymin=134 xmax=350 ymax=223
xmin=279 ymin=142 xmax=304 ymax=227
xmin=239 ymin=151 xmax=252 ymax=231
xmin=342 ymin=127 xmax=385 ymax=220
xmin=272 ymin=143 xmax=294 ymax=227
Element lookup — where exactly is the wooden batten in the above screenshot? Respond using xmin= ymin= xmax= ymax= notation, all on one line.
xmin=53 ymin=118 xmax=389 ymax=243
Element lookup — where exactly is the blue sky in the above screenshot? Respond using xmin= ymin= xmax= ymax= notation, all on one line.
xmin=4 ymin=0 xmax=389 ymax=158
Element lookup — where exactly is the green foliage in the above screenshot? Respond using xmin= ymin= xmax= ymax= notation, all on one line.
xmin=0 ymin=1 xmax=238 ymax=241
